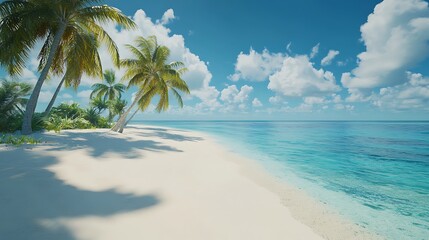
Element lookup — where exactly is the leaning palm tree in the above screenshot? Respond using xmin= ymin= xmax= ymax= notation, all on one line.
xmin=0 ymin=0 xmax=135 ymax=134
xmin=108 ymin=97 xmax=127 ymax=121
xmin=43 ymin=30 xmax=109 ymax=116
xmin=111 ymin=36 xmax=190 ymax=133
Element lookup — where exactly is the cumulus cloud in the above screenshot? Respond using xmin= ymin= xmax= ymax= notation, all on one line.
xmin=372 ymin=72 xmax=429 ymax=110
xmin=229 ymin=45 xmax=342 ymax=112
xmin=341 ymin=0 xmax=429 ymax=90
xmin=334 ymin=104 xmax=355 ymax=111
xmin=219 ymin=85 xmax=253 ymax=112
xmin=95 ymin=9 xmax=220 ymax=110
xmin=268 ymin=95 xmax=287 ymax=105
xmin=61 ymin=93 xmax=73 ymax=99
xmin=77 ymin=90 xmax=92 ymax=99
xmin=310 ymin=43 xmax=320 ymax=59
xmin=267 ymin=55 xmax=340 ymax=97
xmin=38 ymin=91 xmax=53 ymax=103
xmin=220 ymin=85 xmax=253 ymax=103
xmin=252 ymin=98 xmax=263 ymax=107
xmin=158 ymin=9 xmax=175 ymax=25
xmin=303 ymin=96 xmax=326 ymax=105
xmin=229 ymin=48 xmax=285 ymax=81
xmin=321 ymin=50 xmax=340 ymax=66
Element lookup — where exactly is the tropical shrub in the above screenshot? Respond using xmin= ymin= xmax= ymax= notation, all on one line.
xmin=0 ymin=134 xmax=41 ymax=146
xmin=44 ymin=103 xmax=111 ymax=132
xmin=0 ymin=80 xmax=33 ymax=133
xmin=50 ymin=103 xmax=84 ymax=119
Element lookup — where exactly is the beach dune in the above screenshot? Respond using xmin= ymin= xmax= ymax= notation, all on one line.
xmin=0 ymin=125 xmax=370 ymax=240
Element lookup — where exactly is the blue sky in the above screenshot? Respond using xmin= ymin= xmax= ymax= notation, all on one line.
xmin=2 ymin=0 xmax=429 ymax=120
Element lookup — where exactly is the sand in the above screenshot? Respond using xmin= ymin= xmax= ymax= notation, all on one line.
xmin=0 ymin=125 xmax=380 ymax=240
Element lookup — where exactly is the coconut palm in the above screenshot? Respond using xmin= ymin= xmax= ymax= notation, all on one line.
xmin=108 ymin=98 xmax=127 ymax=121
xmin=90 ymin=70 xmax=126 ymax=101
xmin=90 ymin=69 xmax=126 ymax=119
xmin=43 ymin=30 xmax=108 ymax=116
xmin=111 ymin=36 xmax=190 ymax=133
xmin=0 ymin=79 xmax=32 ymax=116
xmin=90 ymin=96 xmax=108 ymax=114
xmin=0 ymin=0 xmax=135 ymax=134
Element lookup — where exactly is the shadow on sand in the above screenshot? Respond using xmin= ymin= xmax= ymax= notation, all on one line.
xmin=43 ymin=129 xmax=187 ymax=159
xmin=128 ymin=126 xmax=204 ymax=142
xmin=0 ymin=127 xmax=202 ymax=239
xmin=0 ymin=127 xmax=204 ymax=239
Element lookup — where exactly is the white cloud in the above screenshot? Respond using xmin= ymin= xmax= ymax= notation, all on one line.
xmin=220 ymin=85 xmax=253 ymax=103
xmin=310 ymin=43 xmax=320 ymax=59
xmin=252 ymin=98 xmax=263 ymax=107
xmin=158 ymin=9 xmax=175 ymax=25
xmin=267 ymin=55 xmax=340 ymax=97
xmin=96 ymin=9 xmax=219 ymax=109
xmin=269 ymin=95 xmax=285 ymax=105
xmin=286 ymin=42 xmax=293 ymax=53
xmin=77 ymin=90 xmax=92 ymax=99
xmin=341 ymin=0 xmax=429 ymax=89
xmin=372 ymin=72 xmax=429 ymax=110
xmin=303 ymin=96 xmax=326 ymax=105
xmin=61 ymin=93 xmax=72 ymax=99
xmin=332 ymin=94 xmax=342 ymax=103
xmin=229 ymin=48 xmax=285 ymax=81
xmin=334 ymin=104 xmax=355 ymax=111
xmin=38 ymin=91 xmax=53 ymax=103
xmin=321 ymin=50 xmax=340 ymax=66
xmin=219 ymin=85 xmax=254 ymax=112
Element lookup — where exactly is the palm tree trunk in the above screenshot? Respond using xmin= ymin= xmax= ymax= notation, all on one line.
xmin=111 ymin=91 xmax=143 ymax=132
xmin=120 ymin=108 xmax=139 ymax=132
xmin=21 ymin=22 xmax=67 ymax=135
xmin=43 ymin=75 xmax=66 ymax=116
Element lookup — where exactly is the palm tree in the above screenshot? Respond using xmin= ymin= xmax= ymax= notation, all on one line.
xmin=90 ymin=96 xmax=108 ymax=114
xmin=0 ymin=79 xmax=32 ymax=116
xmin=111 ymin=36 xmax=190 ymax=133
xmin=43 ymin=30 xmax=109 ymax=116
xmin=108 ymin=98 xmax=127 ymax=121
xmin=90 ymin=70 xmax=126 ymax=101
xmin=90 ymin=69 xmax=126 ymax=119
xmin=0 ymin=0 xmax=135 ymax=134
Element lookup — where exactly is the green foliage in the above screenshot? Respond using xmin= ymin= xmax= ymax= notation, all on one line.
xmin=108 ymin=98 xmax=127 ymax=121
xmin=0 ymin=134 xmax=41 ymax=146
xmin=0 ymin=0 xmax=136 ymax=134
xmin=50 ymin=103 xmax=84 ymax=119
xmin=83 ymin=107 xmax=100 ymax=126
xmin=45 ymin=115 xmax=64 ymax=133
xmin=44 ymin=103 xmax=111 ymax=133
xmin=0 ymin=113 xmax=22 ymax=133
xmin=90 ymin=70 xmax=126 ymax=101
xmin=95 ymin=117 xmax=111 ymax=129
xmin=0 ymin=79 xmax=32 ymax=115
xmin=0 ymin=79 xmax=34 ymax=133
xmin=122 ymin=36 xmax=190 ymax=113
xmin=90 ymin=97 xmax=109 ymax=114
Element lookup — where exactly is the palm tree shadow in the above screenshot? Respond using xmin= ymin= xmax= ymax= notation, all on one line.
xmin=42 ymin=129 xmax=183 ymax=159
xmin=0 ymin=148 xmax=160 ymax=240
xmin=127 ymin=126 xmax=204 ymax=142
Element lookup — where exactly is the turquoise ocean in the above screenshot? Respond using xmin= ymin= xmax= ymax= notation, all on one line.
xmin=136 ymin=121 xmax=429 ymax=240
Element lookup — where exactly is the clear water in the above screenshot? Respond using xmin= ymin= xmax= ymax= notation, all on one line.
xmin=135 ymin=121 xmax=429 ymax=240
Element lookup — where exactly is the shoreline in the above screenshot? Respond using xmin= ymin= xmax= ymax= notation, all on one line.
xmin=0 ymin=125 xmax=380 ymax=239
xmin=180 ymin=126 xmax=382 ymax=240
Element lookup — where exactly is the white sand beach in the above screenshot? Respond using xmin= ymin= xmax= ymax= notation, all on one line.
xmin=0 ymin=125 xmax=379 ymax=240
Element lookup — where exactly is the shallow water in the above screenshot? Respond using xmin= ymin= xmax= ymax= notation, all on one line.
xmin=135 ymin=121 xmax=429 ymax=240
